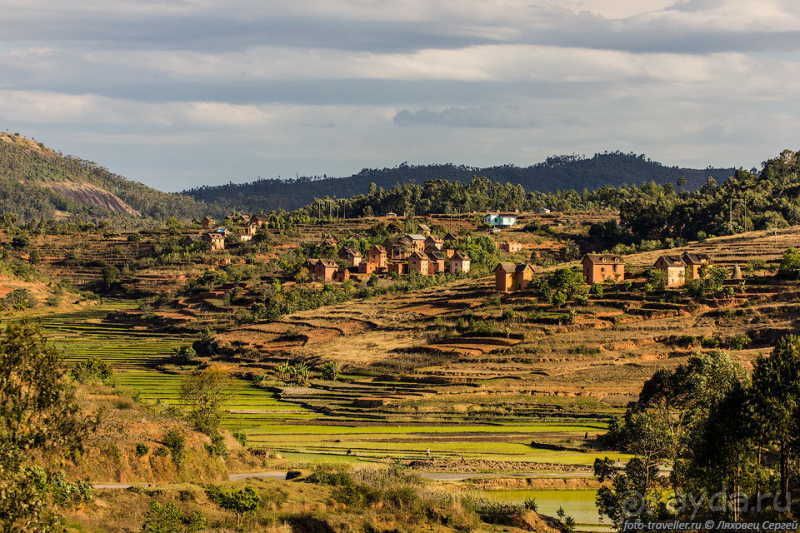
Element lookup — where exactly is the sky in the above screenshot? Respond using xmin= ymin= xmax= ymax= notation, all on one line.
xmin=0 ymin=0 xmax=798 ymax=191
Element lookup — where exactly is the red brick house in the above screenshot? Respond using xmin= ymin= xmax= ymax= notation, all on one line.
xmin=494 ymin=263 xmax=534 ymax=292
xmin=683 ymin=253 xmax=713 ymax=280
xmin=201 ymin=216 xmax=215 ymax=230
xmin=408 ymin=251 xmax=430 ymax=275
xmin=338 ymin=246 xmax=363 ymax=268
xmin=428 ymin=251 xmax=446 ymax=274
xmin=424 ymin=234 xmax=444 ymax=252
xmin=202 ymin=232 xmax=225 ymax=251
xmin=387 ymin=262 xmax=408 ymax=276
xmin=406 ymin=234 xmax=427 ymax=253
xmin=367 ymin=245 xmax=387 ymax=269
xmin=499 ymin=241 xmax=522 ymax=253
xmin=581 ymin=254 xmax=624 ymax=284
xmin=450 ymin=251 xmax=471 ymax=274
xmin=654 ymin=255 xmax=686 ymax=287
xmin=305 ymin=258 xmax=338 ymax=282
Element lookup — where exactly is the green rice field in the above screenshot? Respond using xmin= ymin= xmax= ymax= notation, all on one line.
xmin=2 ymin=305 xmax=619 ymax=468
xmin=484 ymin=489 xmax=610 ymax=530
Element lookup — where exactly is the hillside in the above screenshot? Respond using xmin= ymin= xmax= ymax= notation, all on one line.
xmin=0 ymin=133 xmax=211 ymax=222
xmin=183 ymin=152 xmax=736 ymax=212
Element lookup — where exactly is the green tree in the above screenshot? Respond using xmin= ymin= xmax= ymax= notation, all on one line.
xmin=179 ymin=367 xmax=233 ymax=435
xmin=0 ymin=322 xmax=93 ymax=532
xmin=750 ymin=335 xmax=800 ymax=507
xmin=778 ymin=248 xmax=800 ymax=279
xmin=206 ymin=486 xmax=261 ymax=528
xmin=677 ymin=175 xmax=687 ymax=198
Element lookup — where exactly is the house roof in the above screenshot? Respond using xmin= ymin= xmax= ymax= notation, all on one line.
xmin=494 ymin=262 xmax=516 ymax=274
xmin=201 ymin=216 xmax=214 ymax=222
xmin=683 ymin=253 xmax=713 ymax=265
xmin=425 ymin=234 xmax=443 ymax=242
xmin=370 ymin=245 xmax=387 ymax=254
xmin=452 ymin=251 xmax=471 ymax=261
xmin=306 ymin=258 xmax=338 ymax=268
xmin=428 ymin=251 xmax=446 ymax=261
xmin=204 ymin=231 xmax=224 ymax=239
xmin=338 ymin=246 xmax=362 ymax=258
xmin=582 ymin=254 xmax=624 ymax=265
xmin=444 ymin=232 xmax=458 ymax=241
xmin=655 ymin=255 xmax=685 ymax=267
xmin=418 ymin=224 xmax=431 ymax=232
xmin=182 ymin=234 xmax=202 ymax=242
xmin=409 ymin=251 xmax=429 ymax=261
xmin=406 ymin=234 xmax=426 ymax=241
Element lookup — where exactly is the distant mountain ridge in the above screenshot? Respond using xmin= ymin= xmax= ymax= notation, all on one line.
xmin=0 ymin=133 xmax=738 ymax=222
xmin=183 ymin=152 xmax=736 ymax=213
xmin=0 ymin=133 xmax=210 ymax=222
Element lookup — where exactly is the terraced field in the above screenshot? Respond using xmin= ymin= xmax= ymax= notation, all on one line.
xmin=0 ymin=306 xmax=321 ymax=435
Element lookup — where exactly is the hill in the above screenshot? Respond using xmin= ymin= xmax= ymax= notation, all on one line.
xmin=183 ymin=152 xmax=736 ymax=212
xmin=0 ymin=133 xmax=211 ymax=223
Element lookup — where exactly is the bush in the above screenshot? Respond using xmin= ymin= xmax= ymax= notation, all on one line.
xmin=2 ymin=288 xmax=38 ymax=310
xmin=523 ymin=497 xmax=538 ymax=511
xmin=161 ymin=429 xmax=185 ymax=468
xmin=171 ymin=345 xmax=197 ymax=365
xmin=778 ymin=248 xmax=800 ymax=279
xmin=728 ymin=334 xmax=751 ymax=350
xmin=232 ymin=430 xmax=247 ymax=447
xmin=135 ymin=443 xmax=149 ymax=457
xmin=206 ymin=486 xmax=261 ymax=527
xmin=71 ymin=356 xmax=113 ymax=383
xmin=320 ymin=361 xmax=341 ymax=381
xmin=589 ymin=283 xmax=603 ymax=296
xmin=140 ymin=502 xmax=183 ymax=533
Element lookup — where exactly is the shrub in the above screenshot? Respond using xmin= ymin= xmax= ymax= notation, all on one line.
xmin=71 ymin=356 xmax=113 ymax=383
xmin=206 ymin=486 xmax=261 ymax=527
xmin=28 ymin=249 xmax=41 ymax=265
xmin=523 ymin=497 xmax=538 ymax=511
xmin=135 ymin=443 xmax=149 ymax=457
xmin=501 ymin=308 xmax=515 ymax=321
xmin=161 ymin=429 xmax=185 ymax=468
xmin=232 ymin=430 xmax=247 ymax=447
xmin=320 ymin=361 xmax=341 ymax=381
xmin=140 ymin=502 xmax=182 ymax=533
xmin=2 ymin=288 xmax=38 ymax=310
xmin=728 ymin=334 xmax=751 ymax=350
xmin=171 ymin=345 xmax=197 ymax=365
xmin=206 ymin=433 xmax=227 ymax=458
xmin=778 ymin=248 xmax=800 ymax=279
xmin=590 ymin=283 xmax=603 ymax=296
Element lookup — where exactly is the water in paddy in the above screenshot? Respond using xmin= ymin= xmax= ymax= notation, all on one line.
xmin=483 ymin=489 xmax=610 ymax=528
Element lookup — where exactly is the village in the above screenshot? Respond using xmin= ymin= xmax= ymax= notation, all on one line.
xmin=193 ymin=210 xmax=734 ymax=294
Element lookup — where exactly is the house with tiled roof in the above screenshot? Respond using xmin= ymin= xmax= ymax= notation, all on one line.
xmin=494 ymin=262 xmax=534 ymax=292
xmin=654 ymin=255 xmax=686 ymax=287
xmin=581 ymin=254 xmax=624 ymax=284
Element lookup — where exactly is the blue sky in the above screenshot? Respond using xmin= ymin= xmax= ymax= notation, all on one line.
xmin=0 ymin=0 xmax=798 ymax=191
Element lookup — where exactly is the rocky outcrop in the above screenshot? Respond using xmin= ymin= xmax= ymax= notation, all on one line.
xmin=44 ymin=181 xmax=140 ymax=216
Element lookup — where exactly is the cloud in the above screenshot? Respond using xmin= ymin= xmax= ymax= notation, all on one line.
xmin=0 ymin=0 xmax=797 ymax=190
xmin=394 ymin=106 xmax=538 ymax=128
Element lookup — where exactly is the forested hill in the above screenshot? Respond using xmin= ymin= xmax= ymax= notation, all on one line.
xmin=184 ymin=152 xmax=736 ymax=213
xmin=0 ymin=133 xmax=211 ymax=223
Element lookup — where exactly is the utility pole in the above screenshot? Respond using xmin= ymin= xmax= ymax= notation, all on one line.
xmin=729 ymin=198 xmax=733 ymax=234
